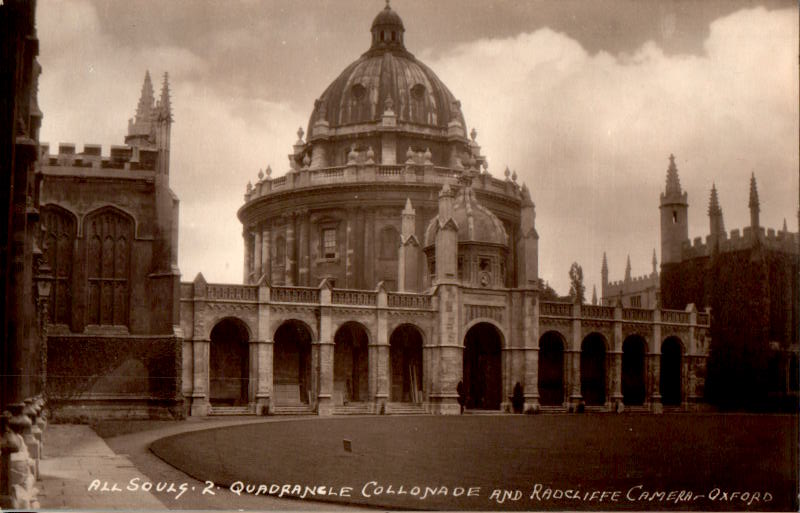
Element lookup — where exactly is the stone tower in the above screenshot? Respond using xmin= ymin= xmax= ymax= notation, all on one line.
xmin=660 ymin=154 xmax=689 ymax=266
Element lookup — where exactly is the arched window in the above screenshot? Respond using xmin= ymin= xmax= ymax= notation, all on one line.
xmin=379 ymin=226 xmax=399 ymax=260
xmin=41 ymin=205 xmax=77 ymax=326
xmin=84 ymin=207 xmax=133 ymax=326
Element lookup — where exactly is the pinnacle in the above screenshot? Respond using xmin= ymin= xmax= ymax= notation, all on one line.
xmin=749 ymin=172 xmax=760 ymax=210
xmin=708 ymin=183 xmax=722 ymax=216
xmin=159 ymin=72 xmax=172 ymax=121
xmin=665 ymin=153 xmax=682 ymax=197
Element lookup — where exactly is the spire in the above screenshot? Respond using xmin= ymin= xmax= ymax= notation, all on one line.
xmin=591 ymin=285 xmax=598 ymax=306
xmin=708 ymin=183 xmax=721 ymax=216
xmin=601 ymin=252 xmax=608 ymax=285
xmin=664 ymin=153 xmax=682 ymax=197
xmin=158 ymin=72 xmax=172 ymax=122
xmin=652 ymin=249 xmax=658 ymax=274
xmin=624 ymin=254 xmax=632 ymax=281
xmin=129 ymin=71 xmax=155 ymax=136
xmin=749 ymin=172 xmax=760 ymax=228
xmin=783 ymin=218 xmax=788 ymax=232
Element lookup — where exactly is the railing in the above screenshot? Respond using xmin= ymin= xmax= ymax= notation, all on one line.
xmin=331 ymin=289 xmax=376 ymax=306
xmin=271 ymin=286 xmax=319 ymax=303
xmin=623 ymin=308 xmax=654 ymax=322
xmin=311 ymin=167 xmax=345 ymax=182
xmin=696 ymin=313 xmax=710 ymax=326
xmin=581 ymin=305 xmax=614 ymax=320
xmin=662 ymin=310 xmax=690 ymax=324
xmin=207 ymin=284 xmax=258 ymax=301
xmin=539 ymin=302 xmax=571 ymax=317
xmin=377 ymin=165 xmax=403 ymax=177
xmin=387 ymin=292 xmax=432 ymax=309
xmin=243 ymin=164 xmax=520 ymax=202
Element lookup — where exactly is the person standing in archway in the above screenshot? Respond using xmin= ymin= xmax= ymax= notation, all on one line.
xmin=456 ymin=380 xmax=465 ymax=414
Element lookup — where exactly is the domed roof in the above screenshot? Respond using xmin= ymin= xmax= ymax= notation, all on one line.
xmin=425 ymin=184 xmax=509 ymax=248
xmin=307 ymin=4 xmax=466 ymax=137
xmin=371 ymin=2 xmax=404 ymax=31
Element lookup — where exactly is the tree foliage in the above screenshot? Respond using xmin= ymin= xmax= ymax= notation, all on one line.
xmin=568 ymin=262 xmax=585 ymax=304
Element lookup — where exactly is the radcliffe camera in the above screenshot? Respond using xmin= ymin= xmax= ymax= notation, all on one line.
xmin=1 ymin=0 xmax=797 ymax=511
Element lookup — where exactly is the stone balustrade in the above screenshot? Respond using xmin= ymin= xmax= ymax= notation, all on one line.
xmin=270 ymin=286 xmax=320 ymax=304
xmin=331 ymin=289 xmax=377 ymax=306
xmin=387 ymin=292 xmax=432 ymax=309
xmin=538 ymin=301 xmax=709 ymax=327
xmin=206 ymin=284 xmax=258 ymax=301
xmin=244 ymin=163 xmax=521 ymax=203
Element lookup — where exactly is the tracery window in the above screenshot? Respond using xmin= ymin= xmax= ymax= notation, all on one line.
xmin=84 ymin=207 xmax=132 ymax=326
xmin=41 ymin=205 xmax=76 ymax=325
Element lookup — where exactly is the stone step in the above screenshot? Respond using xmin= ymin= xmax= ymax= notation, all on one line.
xmin=463 ymin=409 xmax=508 ymax=415
xmin=272 ymin=405 xmax=314 ymax=415
xmin=538 ymin=405 xmax=568 ymax=413
xmin=333 ymin=403 xmax=372 ymax=415
xmin=384 ymin=403 xmax=427 ymax=415
xmin=209 ymin=406 xmax=254 ymax=416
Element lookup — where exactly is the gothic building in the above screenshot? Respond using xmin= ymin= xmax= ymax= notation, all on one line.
xmin=37 ymin=72 xmax=183 ymax=419
xmin=180 ymin=4 xmax=710 ymax=417
xmin=601 ymin=251 xmax=660 ymax=309
xmin=658 ymin=156 xmax=799 ymax=407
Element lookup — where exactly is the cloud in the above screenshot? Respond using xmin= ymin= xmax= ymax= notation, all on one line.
xmin=37 ymin=0 xmax=304 ymax=284
xmin=424 ymin=6 xmax=798 ymax=295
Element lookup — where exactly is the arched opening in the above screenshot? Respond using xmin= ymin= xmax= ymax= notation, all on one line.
xmin=538 ymin=331 xmax=565 ymax=406
xmin=622 ymin=336 xmax=647 ymax=405
xmin=389 ymin=324 xmax=424 ymax=403
xmin=334 ymin=322 xmax=370 ymax=404
xmin=209 ymin=318 xmax=250 ymax=406
xmin=581 ymin=333 xmax=607 ymax=406
xmin=273 ymin=320 xmax=312 ymax=405
xmin=661 ymin=337 xmax=683 ymax=406
xmin=463 ymin=323 xmax=502 ymax=410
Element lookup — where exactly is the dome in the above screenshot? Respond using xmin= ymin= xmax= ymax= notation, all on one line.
xmin=424 ymin=185 xmax=509 ymax=247
xmin=307 ymin=4 xmax=466 ymax=137
xmin=371 ymin=2 xmax=404 ymax=31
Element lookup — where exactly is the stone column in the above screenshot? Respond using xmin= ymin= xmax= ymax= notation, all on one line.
xmin=373 ymin=284 xmax=389 ymax=412
xmin=523 ymin=293 xmax=540 ymax=411
xmin=242 ymin=229 xmax=252 ymax=283
xmin=298 ymin=211 xmax=309 ymax=286
xmin=364 ymin=208 xmax=375 ymax=288
xmin=610 ymin=303 xmax=623 ymax=410
xmin=569 ymin=302 xmax=583 ymax=408
xmin=190 ymin=340 xmax=210 ymax=416
xmin=649 ymin=353 xmax=662 ymax=414
xmin=285 ymin=214 xmax=296 ymax=285
xmin=261 ymin=224 xmax=271 ymax=285
xmin=317 ymin=283 xmax=333 ymax=415
xmin=253 ymin=225 xmax=262 ymax=282
xmin=345 ymin=209 xmax=355 ymax=287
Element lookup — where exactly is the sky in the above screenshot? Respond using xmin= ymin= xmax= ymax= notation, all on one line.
xmin=36 ymin=0 xmax=798 ymax=297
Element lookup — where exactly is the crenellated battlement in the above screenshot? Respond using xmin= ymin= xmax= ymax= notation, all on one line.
xmin=606 ymin=273 xmax=658 ymax=290
xmin=39 ymin=142 xmax=158 ymax=172
xmin=680 ymin=225 xmax=799 ymax=259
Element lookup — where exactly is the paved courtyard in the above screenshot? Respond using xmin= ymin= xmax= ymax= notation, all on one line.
xmin=149 ymin=413 xmax=797 ymax=511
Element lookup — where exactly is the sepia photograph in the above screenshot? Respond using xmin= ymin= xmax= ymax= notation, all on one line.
xmin=1 ymin=0 xmax=798 ymax=510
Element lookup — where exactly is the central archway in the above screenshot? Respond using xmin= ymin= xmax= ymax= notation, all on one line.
xmin=209 ymin=318 xmax=250 ymax=406
xmin=622 ymin=336 xmax=647 ymax=406
xmin=389 ymin=324 xmax=424 ymax=403
xmin=538 ymin=331 xmax=565 ymax=406
xmin=273 ymin=320 xmax=313 ymax=405
xmin=334 ymin=322 xmax=370 ymax=404
xmin=581 ymin=333 xmax=607 ymax=406
xmin=463 ymin=323 xmax=502 ymax=410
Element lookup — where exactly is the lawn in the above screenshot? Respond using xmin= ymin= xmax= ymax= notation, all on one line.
xmin=150 ymin=414 xmax=797 ymax=511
